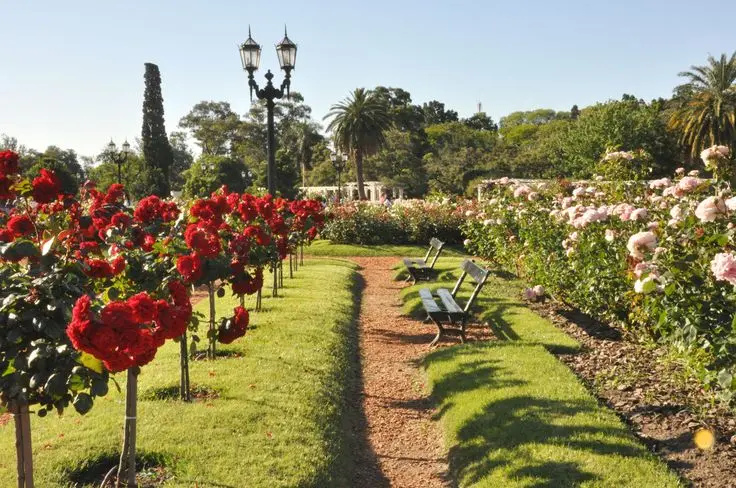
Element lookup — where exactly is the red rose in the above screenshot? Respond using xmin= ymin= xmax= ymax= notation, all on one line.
xmin=128 ymin=292 xmax=156 ymax=323
xmin=0 ymin=150 xmax=19 ymax=175
xmin=0 ymin=175 xmax=14 ymax=200
xmin=218 ymin=306 xmax=249 ymax=344
xmin=32 ymin=169 xmax=62 ymax=204
xmin=104 ymin=184 xmax=125 ymax=204
xmin=177 ymin=254 xmax=202 ymax=283
xmin=184 ymin=224 xmax=220 ymax=257
xmin=168 ymin=280 xmax=190 ymax=307
xmin=134 ymin=195 xmax=162 ymax=224
xmin=7 ymin=215 xmax=34 ymax=237
xmin=0 ymin=228 xmax=14 ymax=243
xmin=142 ymin=233 xmax=156 ymax=252
xmin=100 ymin=301 xmax=136 ymax=330
xmin=84 ymin=258 xmax=113 ymax=278
xmin=111 ymin=255 xmax=126 ymax=275
xmin=111 ymin=212 xmax=132 ymax=228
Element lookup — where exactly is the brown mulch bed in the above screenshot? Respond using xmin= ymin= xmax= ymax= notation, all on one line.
xmin=528 ymin=299 xmax=736 ymax=487
xmin=0 ymin=413 xmax=10 ymax=427
xmin=351 ymin=257 xmax=452 ymax=488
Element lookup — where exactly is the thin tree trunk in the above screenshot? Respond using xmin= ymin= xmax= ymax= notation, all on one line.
xmin=13 ymin=401 xmax=34 ymax=488
xmin=301 ymin=161 xmax=306 ymax=189
xmin=116 ymin=368 xmax=138 ymax=488
xmin=179 ymin=333 xmax=190 ymax=402
xmin=256 ymin=287 xmax=262 ymax=311
xmin=279 ymin=260 xmax=284 ymax=288
xmin=300 ymin=243 xmax=304 ymax=266
xmin=207 ymin=283 xmax=216 ymax=360
xmin=271 ymin=265 xmax=278 ymax=298
xmin=354 ymin=151 xmax=366 ymax=200
xmin=289 ymin=254 xmax=293 ymax=278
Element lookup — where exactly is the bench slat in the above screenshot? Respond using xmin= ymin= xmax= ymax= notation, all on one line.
xmin=461 ymin=259 xmax=489 ymax=284
xmin=403 ymin=257 xmax=428 ymax=268
xmin=436 ymin=288 xmax=464 ymax=315
xmin=419 ymin=288 xmax=442 ymax=314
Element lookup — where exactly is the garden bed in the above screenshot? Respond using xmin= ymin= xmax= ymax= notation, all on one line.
xmin=529 ymin=299 xmax=736 ymax=487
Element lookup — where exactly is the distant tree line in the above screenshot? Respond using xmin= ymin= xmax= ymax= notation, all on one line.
xmin=2 ymin=52 xmax=734 ymax=198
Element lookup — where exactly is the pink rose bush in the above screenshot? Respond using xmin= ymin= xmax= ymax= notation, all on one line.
xmin=465 ymin=150 xmax=736 ymax=400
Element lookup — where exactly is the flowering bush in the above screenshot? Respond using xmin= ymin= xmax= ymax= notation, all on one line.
xmin=322 ymin=198 xmax=474 ymax=245
xmin=464 ymin=146 xmax=736 ymax=400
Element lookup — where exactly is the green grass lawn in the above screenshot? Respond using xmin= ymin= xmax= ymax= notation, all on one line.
xmin=0 ymin=259 xmax=361 ymax=487
xmin=305 ymin=239 xmax=464 ymax=257
xmin=402 ymin=258 xmax=682 ymax=487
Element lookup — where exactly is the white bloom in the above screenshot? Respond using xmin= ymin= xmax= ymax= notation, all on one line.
xmin=634 ymin=276 xmax=657 ymax=294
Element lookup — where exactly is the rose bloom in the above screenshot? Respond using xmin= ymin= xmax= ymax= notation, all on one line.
xmin=604 ymin=229 xmax=616 ymax=242
xmin=513 ymin=185 xmax=532 ymax=198
xmin=675 ymin=167 xmax=685 ymax=175
xmin=522 ymin=288 xmax=536 ymax=301
xmin=627 ymin=231 xmax=657 ymax=260
xmin=463 ymin=239 xmax=472 ymax=247
xmin=649 ymin=178 xmax=671 ymax=190
xmin=694 ymin=196 xmax=727 ymax=222
xmin=532 ymin=285 xmax=545 ymax=297
xmin=31 ymin=169 xmax=62 ymax=204
xmin=572 ymin=187 xmax=586 ymax=197
xmin=630 ymin=208 xmax=648 ymax=221
xmin=676 ymin=176 xmax=702 ymax=195
xmin=711 ymin=252 xmax=736 ymax=286
xmin=634 ymin=276 xmax=657 ymax=294
xmin=725 ymin=197 xmax=736 ymax=212
xmin=7 ymin=215 xmax=34 ymax=237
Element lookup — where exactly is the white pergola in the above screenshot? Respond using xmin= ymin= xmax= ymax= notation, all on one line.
xmin=300 ymin=181 xmax=405 ymax=202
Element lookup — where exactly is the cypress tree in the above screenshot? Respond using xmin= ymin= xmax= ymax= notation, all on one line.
xmin=141 ymin=62 xmax=173 ymax=197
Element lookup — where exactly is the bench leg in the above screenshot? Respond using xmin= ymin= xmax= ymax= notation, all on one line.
xmin=459 ymin=319 xmax=467 ymax=344
xmin=428 ymin=317 xmax=444 ymax=348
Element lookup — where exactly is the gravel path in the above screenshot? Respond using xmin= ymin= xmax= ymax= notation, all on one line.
xmin=351 ymin=257 xmax=450 ymax=488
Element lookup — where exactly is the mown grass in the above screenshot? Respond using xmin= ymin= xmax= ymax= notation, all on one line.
xmin=402 ymin=258 xmax=682 ymax=487
xmin=306 ymin=239 xmax=464 ymax=257
xmin=0 ymin=259 xmax=361 ymax=487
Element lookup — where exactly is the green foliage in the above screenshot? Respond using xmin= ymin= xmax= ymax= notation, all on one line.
xmin=322 ymin=200 xmax=470 ymax=245
xmin=141 ymin=63 xmax=173 ymax=197
xmin=178 ymin=101 xmax=241 ymax=156
xmin=182 ymin=155 xmax=252 ymax=198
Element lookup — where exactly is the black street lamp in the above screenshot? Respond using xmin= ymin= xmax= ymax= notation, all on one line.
xmin=330 ymin=151 xmax=347 ymax=203
xmin=106 ymin=139 xmax=131 ymax=185
xmin=239 ymin=26 xmax=297 ymax=196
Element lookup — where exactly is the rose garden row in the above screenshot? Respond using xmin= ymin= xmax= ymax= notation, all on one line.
xmin=0 ymin=149 xmax=325 ymax=487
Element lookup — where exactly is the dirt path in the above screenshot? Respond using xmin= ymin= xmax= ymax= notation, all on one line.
xmin=351 ymin=257 xmax=450 ymax=488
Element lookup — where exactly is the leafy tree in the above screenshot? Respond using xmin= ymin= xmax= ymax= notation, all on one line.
xmin=324 ymin=88 xmax=392 ymax=199
xmin=364 ymin=128 xmax=427 ymax=196
xmin=169 ymin=131 xmax=194 ymax=191
xmin=141 ymin=63 xmax=173 ymax=197
xmin=669 ymin=51 xmax=736 ymax=157
xmin=182 ymin=155 xmax=252 ymax=198
xmin=424 ymin=146 xmax=491 ymax=195
xmin=547 ymin=97 xmax=678 ymax=177
xmin=374 ymin=86 xmax=424 ymax=133
xmin=462 ymin=112 xmax=498 ymax=131
xmin=421 ymin=100 xmax=459 ymax=125
xmin=570 ymin=104 xmax=580 ymax=120
xmin=178 ymin=101 xmax=242 ymax=156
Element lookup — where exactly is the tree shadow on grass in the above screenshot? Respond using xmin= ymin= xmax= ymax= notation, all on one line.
xmin=424 ymin=343 xmax=652 ymax=487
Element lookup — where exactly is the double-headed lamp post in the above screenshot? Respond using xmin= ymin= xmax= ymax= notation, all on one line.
xmin=239 ymin=26 xmax=297 ymax=196
xmin=330 ymin=151 xmax=347 ymax=203
xmin=106 ymin=139 xmax=131 ymax=185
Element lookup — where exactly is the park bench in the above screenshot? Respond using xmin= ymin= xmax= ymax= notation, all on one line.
xmin=419 ymin=259 xmax=490 ymax=347
xmin=403 ymin=238 xmax=445 ymax=283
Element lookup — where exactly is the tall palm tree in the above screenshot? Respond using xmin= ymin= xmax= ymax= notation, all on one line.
xmin=669 ymin=52 xmax=736 ymax=158
xmin=324 ymin=88 xmax=391 ymax=199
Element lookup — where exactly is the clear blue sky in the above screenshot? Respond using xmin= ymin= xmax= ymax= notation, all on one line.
xmin=2 ymin=0 xmax=735 ymax=158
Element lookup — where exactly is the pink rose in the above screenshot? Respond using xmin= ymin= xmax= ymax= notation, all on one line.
xmin=694 ymin=196 xmax=727 ymax=222
xmin=627 ymin=231 xmax=657 ymax=260
xmin=711 ymin=252 xmax=736 ymax=286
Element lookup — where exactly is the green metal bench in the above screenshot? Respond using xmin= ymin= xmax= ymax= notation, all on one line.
xmin=403 ymin=238 xmax=445 ymax=284
xmin=419 ymin=259 xmax=490 ymax=347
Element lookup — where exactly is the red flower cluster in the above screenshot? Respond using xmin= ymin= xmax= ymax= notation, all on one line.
xmin=230 ymin=265 xmax=262 ymax=295
xmin=0 ymin=150 xmax=19 ymax=175
xmin=177 ymin=253 xmax=202 ymax=283
xmin=83 ymin=256 xmax=125 ymax=278
xmin=32 ymin=168 xmax=62 ymax=204
xmin=218 ymin=306 xmax=249 ymax=344
xmin=66 ymin=282 xmax=192 ymax=372
xmin=134 ymin=195 xmax=180 ymax=224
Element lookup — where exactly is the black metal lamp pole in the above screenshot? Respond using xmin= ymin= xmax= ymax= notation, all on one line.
xmin=330 ymin=151 xmax=347 ymax=203
xmin=106 ymin=139 xmax=131 ymax=185
xmin=239 ymin=27 xmax=297 ymax=196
